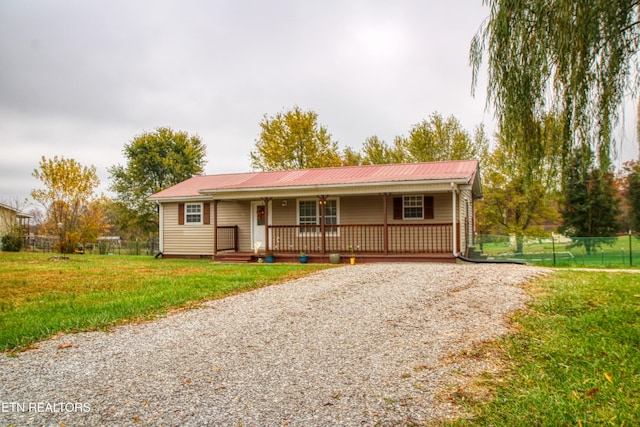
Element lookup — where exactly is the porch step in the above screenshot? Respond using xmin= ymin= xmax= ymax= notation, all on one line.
xmin=214 ymin=253 xmax=255 ymax=263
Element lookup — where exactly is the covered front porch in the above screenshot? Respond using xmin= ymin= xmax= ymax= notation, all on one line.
xmin=211 ymin=193 xmax=464 ymax=263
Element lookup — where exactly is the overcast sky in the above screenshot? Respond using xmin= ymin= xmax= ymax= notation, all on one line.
xmin=1 ymin=1 xmax=638 ymax=204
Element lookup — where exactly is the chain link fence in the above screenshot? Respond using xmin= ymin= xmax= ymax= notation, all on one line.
xmin=21 ymin=236 xmax=159 ymax=256
xmin=476 ymin=233 xmax=640 ymax=267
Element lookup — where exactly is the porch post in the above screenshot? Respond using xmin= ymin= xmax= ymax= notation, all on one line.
xmin=451 ymin=183 xmax=457 ymax=256
xmin=262 ymin=197 xmax=272 ymax=252
xmin=381 ymin=193 xmax=389 ymax=255
xmin=471 ymin=194 xmax=477 ymax=246
xmin=318 ymin=195 xmax=327 ymax=255
xmin=213 ymin=200 xmax=219 ymax=255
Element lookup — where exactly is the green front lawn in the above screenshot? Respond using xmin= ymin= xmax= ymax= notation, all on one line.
xmin=0 ymin=252 xmax=329 ymax=352
xmin=449 ymin=270 xmax=640 ymax=426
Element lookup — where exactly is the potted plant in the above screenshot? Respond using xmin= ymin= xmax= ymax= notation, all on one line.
xmin=299 ymin=251 xmax=309 ymax=264
xmin=348 ymin=245 xmax=356 ymax=265
xmin=265 ymin=252 xmax=275 ymax=263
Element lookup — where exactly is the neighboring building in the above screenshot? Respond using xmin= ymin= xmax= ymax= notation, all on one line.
xmin=0 ymin=202 xmax=31 ymax=237
xmin=149 ymin=160 xmax=482 ymax=262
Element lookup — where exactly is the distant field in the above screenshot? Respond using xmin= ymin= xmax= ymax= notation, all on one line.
xmin=0 ymin=252 xmax=329 ymax=352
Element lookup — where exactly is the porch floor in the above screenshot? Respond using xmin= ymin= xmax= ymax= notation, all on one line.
xmin=213 ymin=252 xmax=456 ymax=264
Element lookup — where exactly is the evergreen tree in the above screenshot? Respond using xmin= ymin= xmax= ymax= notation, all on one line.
xmin=560 ymin=147 xmax=620 ymax=254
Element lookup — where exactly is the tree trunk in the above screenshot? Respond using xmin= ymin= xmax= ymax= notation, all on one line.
xmin=516 ymin=235 xmax=524 ymax=254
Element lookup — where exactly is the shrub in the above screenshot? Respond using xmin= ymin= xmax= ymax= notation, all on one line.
xmin=1 ymin=233 xmax=23 ymax=252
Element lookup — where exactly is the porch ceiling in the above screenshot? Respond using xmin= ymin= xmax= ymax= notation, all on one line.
xmin=199 ymin=180 xmax=469 ymax=200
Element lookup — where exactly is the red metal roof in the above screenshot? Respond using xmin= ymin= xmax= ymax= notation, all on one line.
xmin=149 ymin=160 xmax=480 ymax=200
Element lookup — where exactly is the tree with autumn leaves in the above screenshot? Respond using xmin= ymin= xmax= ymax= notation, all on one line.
xmin=476 ymin=114 xmax=564 ymax=251
xmin=250 ymin=106 xmax=342 ymax=170
xmin=250 ymin=108 xmax=490 ymax=170
xmin=620 ymin=160 xmax=640 ymax=233
xmin=31 ymin=156 xmax=110 ymax=253
xmin=27 ymin=127 xmax=207 ymax=253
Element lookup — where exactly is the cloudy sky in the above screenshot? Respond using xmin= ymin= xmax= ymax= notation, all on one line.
xmin=1 ymin=1 xmax=638 ymax=203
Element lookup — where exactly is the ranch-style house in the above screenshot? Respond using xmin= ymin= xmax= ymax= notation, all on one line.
xmin=148 ymin=160 xmax=482 ymax=263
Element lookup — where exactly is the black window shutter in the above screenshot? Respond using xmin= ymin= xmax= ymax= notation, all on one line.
xmin=393 ymin=197 xmax=403 ymax=220
xmin=424 ymin=196 xmax=434 ymax=219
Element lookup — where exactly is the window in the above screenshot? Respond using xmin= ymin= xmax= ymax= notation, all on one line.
xmin=178 ymin=202 xmax=210 ymax=225
xmin=393 ymin=196 xmax=434 ymax=220
xmin=297 ymin=198 xmax=339 ymax=234
xmin=255 ymin=205 xmax=265 ymax=226
xmin=299 ymin=200 xmax=318 ymax=234
xmin=323 ymin=199 xmax=338 ymax=234
xmin=403 ymin=195 xmax=423 ymax=219
xmin=185 ymin=203 xmax=202 ymax=224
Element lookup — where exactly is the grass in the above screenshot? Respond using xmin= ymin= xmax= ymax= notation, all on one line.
xmin=448 ymin=271 xmax=640 ymax=426
xmin=0 ymin=252 xmax=330 ymax=352
xmin=4 ymin=253 xmax=639 ymax=425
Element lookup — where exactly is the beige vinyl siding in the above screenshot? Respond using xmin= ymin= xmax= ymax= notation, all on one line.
xmin=271 ymin=199 xmax=296 ymax=225
xmin=162 ymin=202 xmax=215 ymax=255
xmin=337 ymin=193 xmax=453 ymax=224
xmin=271 ymin=194 xmax=452 ymax=225
xmin=458 ymin=189 xmax=473 ymax=253
xmin=216 ymin=200 xmax=252 ymax=252
xmin=161 ymin=201 xmax=256 ymax=254
xmin=0 ymin=206 xmax=15 ymax=235
xmin=308 ymin=193 xmax=452 ymax=225
xmin=339 ymin=196 xmax=381 ymax=224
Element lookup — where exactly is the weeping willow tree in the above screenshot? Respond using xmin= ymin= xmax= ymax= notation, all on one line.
xmin=471 ymin=0 xmax=640 ymax=173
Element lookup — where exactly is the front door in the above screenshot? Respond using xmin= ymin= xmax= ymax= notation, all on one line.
xmin=251 ymin=201 xmax=270 ymax=251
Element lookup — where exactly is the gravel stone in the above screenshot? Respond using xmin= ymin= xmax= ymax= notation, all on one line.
xmin=0 ymin=263 xmax=548 ymax=426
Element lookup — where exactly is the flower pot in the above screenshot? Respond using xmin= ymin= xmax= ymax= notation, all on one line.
xmin=299 ymin=255 xmax=309 ymax=264
xmin=329 ymin=253 xmax=340 ymax=264
xmin=350 ymin=257 xmax=356 ymax=265
xmin=265 ymin=254 xmax=275 ymax=263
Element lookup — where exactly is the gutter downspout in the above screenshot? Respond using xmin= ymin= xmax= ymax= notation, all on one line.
xmin=451 ymin=182 xmax=457 ymax=257
xmin=157 ymin=202 xmax=164 ymax=256
xmin=213 ymin=200 xmax=219 ymax=256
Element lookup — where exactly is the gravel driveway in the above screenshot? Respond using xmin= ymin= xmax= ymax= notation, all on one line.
xmin=0 ymin=263 xmax=546 ymax=426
